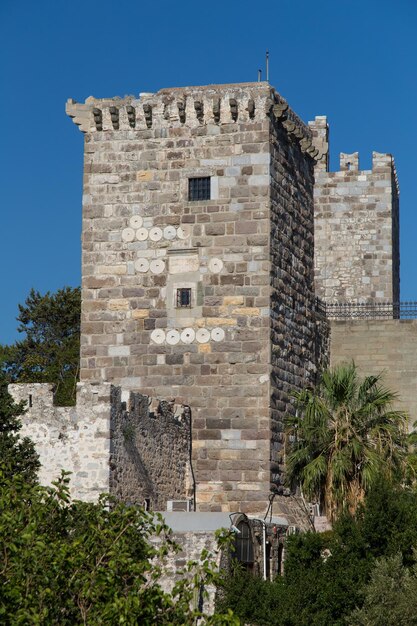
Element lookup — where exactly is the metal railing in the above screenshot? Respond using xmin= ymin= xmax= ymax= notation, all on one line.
xmin=315 ymin=299 xmax=417 ymax=320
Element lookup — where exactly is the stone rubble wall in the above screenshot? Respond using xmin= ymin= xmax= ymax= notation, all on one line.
xmin=315 ymin=308 xmax=331 ymax=375
xmin=109 ymin=387 xmax=191 ymax=510
xmin=9 ymin=382 xmax=112 ymax=501
xmin=151 ymin=530 xmax=220 ymax=615
xmin=309 ymin=116 xmax=400 ymax=303
xmin=9 ymin=383 xmax=192 ymax=509
xmin=330 ymin=319 xmax=417 ymax=428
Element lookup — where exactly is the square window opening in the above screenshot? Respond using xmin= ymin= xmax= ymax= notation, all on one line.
xmin=176 ymin=288 xmax=192 ymax=308
xmin=188 ymin=177 xmax=211 ymax=201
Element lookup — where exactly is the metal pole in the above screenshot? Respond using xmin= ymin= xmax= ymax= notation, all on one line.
xmin=266 ymin=51 xmax=269 ymax=82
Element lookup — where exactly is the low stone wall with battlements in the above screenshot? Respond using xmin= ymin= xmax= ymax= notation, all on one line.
xmin=109 ymin=387 xmax=191 ymax=509
xmin=9 ymin=383 xmax=191 ymax=509
xmin=10 ymin=382 xmax=112 ymax=501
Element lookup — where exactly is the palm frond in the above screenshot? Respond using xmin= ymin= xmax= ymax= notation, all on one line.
xmin=284 ymin=361 xmax=409 ymax=520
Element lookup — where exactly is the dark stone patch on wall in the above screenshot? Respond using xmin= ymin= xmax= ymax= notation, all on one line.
xmin=269 ymin=116 xmax=317 ymax=488
xmin=109 ymin=386 xmax=191 ymax=510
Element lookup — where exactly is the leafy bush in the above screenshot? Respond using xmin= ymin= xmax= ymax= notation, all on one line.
xmin=219 ymin=481 xmax=417 ymax=625
xmin=0 ymin=469 xmax=239 ymax=625
xmin=0 ymin=371 xmax=39 ymax=482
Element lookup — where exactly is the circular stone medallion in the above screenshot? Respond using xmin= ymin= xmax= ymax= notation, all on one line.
xmin=166 ymin=329 xmax=180 ymax=345
xmin=211 ymin=327 xmax=225 ymax=342
xmin=122 ymin=227 xmax=135 ymax=242
xmin=130 ymin=215 xmax=143 ymax=229
xmin=150 ymin=329 xmax=166 ymax=344
xmin=150 ymin=259 xmax=165 ymax=274
xmin=181 ymin=328 xmax=195 ymax=344
xmin=208 ymin=258 xmax=223 ymax=273
xmin=149 ymin=226 xmax=163 ymax=242
xmin=134 ymin=258 xmax=150 ymax=273
xmin=136 ymin=227 xmax=149 ymax=241
xmin=196 ymin=328 xmax=210 ymax=344
xmin=163 ymin=225 xmax=177 ymax=240
xmin=177 ymin=225 xmax=191 ymax=240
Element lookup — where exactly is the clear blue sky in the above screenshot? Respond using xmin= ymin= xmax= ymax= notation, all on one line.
xmin=1 ymin=0 xmax=416 ymax=343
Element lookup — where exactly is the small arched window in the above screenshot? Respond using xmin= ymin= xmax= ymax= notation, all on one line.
xmin=234 ymin=520 xmax=254 ymax=565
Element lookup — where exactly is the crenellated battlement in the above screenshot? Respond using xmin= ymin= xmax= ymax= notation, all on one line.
xmin=67 ymin=83 xmax=271 ymax=132
xmin=313 ymin=149 xmax=400 ymax=196
xmin=9 ymin=382 xmax=112 ymax=501
xmin=9 ymin=381 xmax=192 ymax=509
xmin=340 ymin=152 xmax=359 ymax=171
xmin=314 ymin=143 xmax=400 ymax=304
xmin=66 ymin=82 xmax=324 ymax=160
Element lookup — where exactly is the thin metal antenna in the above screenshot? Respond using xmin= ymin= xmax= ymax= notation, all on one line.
xmin=266 ymin=50 xmax=269 ymax=82
xmin=258 ymin=69 xmax=262 ymax=82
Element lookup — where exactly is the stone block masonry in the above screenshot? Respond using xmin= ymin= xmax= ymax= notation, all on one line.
xmin=330 ymin=319 xmax=417 ymax=430
xmin=309 ymin=116 xmax=400 ymax=304
xmin=67 ymin=82 xmax=327 ymax=516
xmin=269 ymin=107 xmax=318 ymax=484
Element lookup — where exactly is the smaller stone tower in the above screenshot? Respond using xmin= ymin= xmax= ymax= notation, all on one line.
xmin=310 ymin=116 xmax=400 ymax=303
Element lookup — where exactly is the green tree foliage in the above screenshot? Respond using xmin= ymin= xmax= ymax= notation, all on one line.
xmin=0 ymin=287 xmax=81 ymax=406
xmin=406 ymin=420 xmax=417 ymax=483
xmin=0 ymin=371 xmax=39 ymax=482
xmin=347 ymin=554 xmax=417 ymax=626
xmin=219 ymin=481 xmax=417 ymax=626
xmin=0 ymin=385 xmax=238 ymax=624
xmin=0 ymin=469 xmax=239 ymax=625
xmin=285 ymin=363 xmax=408 ymax=520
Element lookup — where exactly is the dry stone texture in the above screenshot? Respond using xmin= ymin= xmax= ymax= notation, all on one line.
xmin=9 ymin=382 xmax=191 ymax=511
xmin=309 ymin=116 xmax=400 ymax=303
xmin=109 ymin=387 xmax=191 ymax=510
xmin=10 ymin=382 xmax=112 ymax=501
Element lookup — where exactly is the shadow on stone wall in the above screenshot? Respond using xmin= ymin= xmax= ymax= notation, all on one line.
xmin=109 ymin=387 xmax=192 ymax=510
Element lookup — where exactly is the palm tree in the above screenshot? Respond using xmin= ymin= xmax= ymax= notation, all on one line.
xmin=285 ymin=362 xmax=409 ymax=521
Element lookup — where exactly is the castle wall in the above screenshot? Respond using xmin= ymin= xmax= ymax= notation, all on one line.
xmin=330 ymin=320 xmax=417 ymax=428
xmin=10 ymin=383 xmax=111 ymax=501
xmin=109 ymin=388 xmax=191 ymax=509
xmin=67 ymin=83 xmax=326 ymax=515
xmin=72 ymin=84 xmax=273 ymax=513
xmin=152 ymin=527 xmax=220 ymax=615
xmin=9 ymin=382 xmax=191 ymax=509
xmin=310 ymin=130 xmax=400 ymax=303
xmin=269 ymin=113 xmax=317 ymax=486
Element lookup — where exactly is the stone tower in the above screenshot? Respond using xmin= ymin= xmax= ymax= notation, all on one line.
xmin=66 ymin=83 xmax=326 ymax=516
xmin=309 ymin=116 xmax=400 ymax=303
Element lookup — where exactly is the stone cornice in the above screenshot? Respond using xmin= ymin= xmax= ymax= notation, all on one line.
xmin=66 ymin=82 xmax=321 ymax=160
